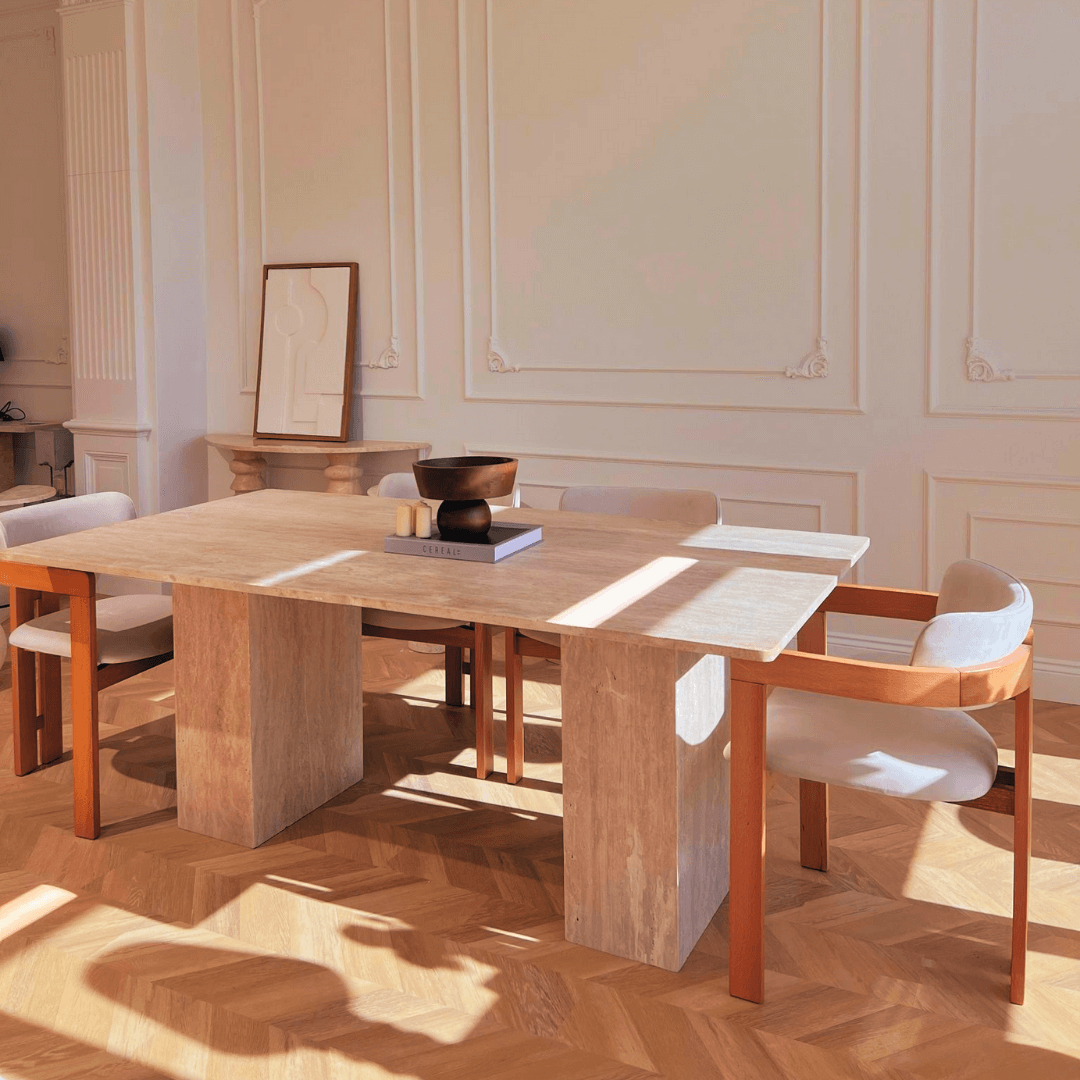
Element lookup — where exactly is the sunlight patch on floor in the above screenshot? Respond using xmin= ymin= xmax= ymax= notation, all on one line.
xmin=0 ymin=884 xmax=76 ymax=942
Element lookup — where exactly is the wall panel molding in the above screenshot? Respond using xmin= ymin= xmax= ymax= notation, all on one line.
xmin=460 ymin=0 xmax=867 ymax=413
xmin=467 ymin=444 xmax=863 ymax=561
xmin=925 ymin=473 xmax=1080 ymax=640
xmin=0 ymin=24 xmax=54 ymax=52
xmin=243 ymin=0 xmax=423 ymax=398
xmin=926 ymin=0 xmax=1080 ymax=418
xmin=83 ymin=449 xmax=131 ymax=495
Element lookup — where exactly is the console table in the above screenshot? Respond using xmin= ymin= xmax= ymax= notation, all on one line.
xmin=205 ymin=434 xmax=430 ymax=495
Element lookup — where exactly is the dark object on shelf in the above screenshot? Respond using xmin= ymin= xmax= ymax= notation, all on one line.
xmin=412 ymin=456 xmax=517 ymax=540
xmin=385 ymin=522 xmax=542 ymax=563
xmin=0 ymin=401 xmax=26 ymax=422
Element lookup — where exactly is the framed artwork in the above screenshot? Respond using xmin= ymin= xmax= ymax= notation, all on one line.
xmin=253 ymin=262 xmax=359 ymax=441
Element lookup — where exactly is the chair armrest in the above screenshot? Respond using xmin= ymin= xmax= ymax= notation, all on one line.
xmin=959 ymin=642 xmax=1033 ymax=707
xmin=819 ymin=583 xmax=939 ymax=622
xmin=731 ymin=651 xmax=961 ymax=707
xmin=732 ymin=637 xmax=1034 ymax=710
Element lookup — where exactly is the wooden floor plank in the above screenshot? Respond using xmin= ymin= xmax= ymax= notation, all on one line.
xmin=0 ymin=636 xmax=1078 ymax=1078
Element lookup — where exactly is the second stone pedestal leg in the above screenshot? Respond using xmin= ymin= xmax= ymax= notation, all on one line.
xmin=561 ymin=636 xmax=729 ymax=971
xmin=325 ymin=453 xmax=364 ymax=494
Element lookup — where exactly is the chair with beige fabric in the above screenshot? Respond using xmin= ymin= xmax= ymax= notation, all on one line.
xmin=361 ymin=472 xmax=512 ymax=778
xmin=3 ymin=492 xmax=173 ymax=834
xmin=728 ymin=559 xmax=1034 ymax=1005
xmin=503 ymin=485 xmax=720 ymax=783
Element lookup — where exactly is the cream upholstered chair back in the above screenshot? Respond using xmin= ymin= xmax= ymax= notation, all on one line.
xmin=0 ymin=493 xmax=139 ymax=610
xmin=911 ymin=559 xmax=1033 ymax=670
xmin=375 ymin=471 xmax=522 ymax=507
xmin=0 ymin=491 xmax=136 ymax=549
xmin=375 ymin=472 xmax=422 ymax=500
xmin=558 ymin=485 xmax=719 ymax=525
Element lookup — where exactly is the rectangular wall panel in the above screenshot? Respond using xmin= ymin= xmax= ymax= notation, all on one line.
xmin=927 ymin=0 xmax=1080 ymax=418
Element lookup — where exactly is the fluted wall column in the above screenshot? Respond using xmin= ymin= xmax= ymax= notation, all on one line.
xmin=58 ymin=0 xmax=155 ymax=512
xmin=59 ymin=0 xmax=208 ymax=517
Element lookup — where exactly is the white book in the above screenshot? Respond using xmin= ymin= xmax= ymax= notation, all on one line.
xmin=384 ymin=522 xmax=543 ymax=563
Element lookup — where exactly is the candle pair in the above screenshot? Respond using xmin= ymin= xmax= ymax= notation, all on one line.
xmin=395 ymin=501 xmax=433 ymax=538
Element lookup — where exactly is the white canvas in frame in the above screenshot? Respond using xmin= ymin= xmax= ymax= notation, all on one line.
xmin=254 ymin=264 xmax=358 ymax=440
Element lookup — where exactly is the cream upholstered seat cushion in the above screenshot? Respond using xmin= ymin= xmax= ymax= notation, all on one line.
xmin=765 ymin=687 xmax=999 ymax=802
xmin=9 ymin=594 xmax=173 ymax=664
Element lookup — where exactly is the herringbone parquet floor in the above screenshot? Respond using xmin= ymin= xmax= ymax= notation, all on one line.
xmin=0 ymin=637 xmax=1078 ymax=1079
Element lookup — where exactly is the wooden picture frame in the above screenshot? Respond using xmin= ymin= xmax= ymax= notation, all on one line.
xmin=252 ymin=262 xmax=359 ymax=442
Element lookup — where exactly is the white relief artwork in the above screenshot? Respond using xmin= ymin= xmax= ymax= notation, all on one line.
xmin=256 ymin=267 xmax=352 ymax=437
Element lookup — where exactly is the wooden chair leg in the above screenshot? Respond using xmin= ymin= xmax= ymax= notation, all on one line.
xmin=799 ymin=779 xmax=828 ymax=872
xmin=1011 ymin=685 xmax=1033 ymax=1005
xmin=69 ymin=592 xmax=100 ymax=839
xmin=468 ymin=646 xmax=477 ymax=711
xmin=473 ymin=624 xmax=493 ymax=779
xmin=35 ymin=594 xmax=63 ymax=764
xmin=730 ymin=677 xmax=768 ymax=1003
xmin=504 ymin=627 xmax=524 ymax=784
xmin=795 ymin=611 xmax=829 ymax=872
xmin=445 ymin=645 xmax=464 ymax=707
xmin=10 ymin=587 xmax=40 ymax=776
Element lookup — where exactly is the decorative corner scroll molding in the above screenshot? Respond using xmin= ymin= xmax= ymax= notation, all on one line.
xmin=368 ymin=338 xmax=401 ymax=369
xmin=785 ymin=339 xmax=829 ymax=379
xmin=0 ymin=26 xmax=56 ymax=54
xmin=964 ymin=338 xmax=1013 ymax=382
xmin=487 ymin=338 xmax=518 ymax=373
xmin=52 ymin=338 xmax=70 ymax=365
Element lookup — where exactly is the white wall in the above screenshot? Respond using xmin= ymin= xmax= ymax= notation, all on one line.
xmin=196 ymin=0 xmax=1080 ymax=701
xmin=0 ymin=0 xmax=73 ymax=482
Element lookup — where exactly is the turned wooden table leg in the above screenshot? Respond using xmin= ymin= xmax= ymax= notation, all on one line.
xmin=229 ymin=450 xmax=267 ymax=495
xmin=324 ymin=453 xmax=364 ymax=495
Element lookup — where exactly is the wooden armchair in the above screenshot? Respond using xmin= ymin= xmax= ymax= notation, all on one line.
xmin=728 ymin=561 xmax=1034 ymax=1006
xmin=2 ymin=493 xmax=174 ymax=839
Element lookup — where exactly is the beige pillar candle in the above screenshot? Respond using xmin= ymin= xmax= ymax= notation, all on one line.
xmin=414 ymin=501 xmax=433 ymax=538
xmin=395 ymin=503 xmax=414 ymax=537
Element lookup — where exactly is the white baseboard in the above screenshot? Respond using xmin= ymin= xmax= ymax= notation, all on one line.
xmin=829 ymin=632 xmax=1080 ymax=706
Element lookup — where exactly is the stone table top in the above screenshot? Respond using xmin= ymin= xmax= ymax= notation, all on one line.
xmin=0 ymin=489 xmax=869 ymax=661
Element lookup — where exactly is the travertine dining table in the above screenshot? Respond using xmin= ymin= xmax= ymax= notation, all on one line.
xmin=0 ymin=490 xmax=867 ymax=989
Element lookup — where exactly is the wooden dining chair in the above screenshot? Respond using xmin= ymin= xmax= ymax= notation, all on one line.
xmin=729 ymin=559 xmax=1034 ymax=1005
xmin=361 ymin=472 xmax=517 ymax=779
xmin=2 ymin=492 xmax=174 ymax=837
xmin=503 ymin=485 xmax=720 ymax=783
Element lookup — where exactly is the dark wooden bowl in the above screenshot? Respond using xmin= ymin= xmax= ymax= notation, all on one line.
xmin=412 ymin=456 xmax=517 ymax=540
xmin=412 ymin=456 xmax=517 ymax=501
